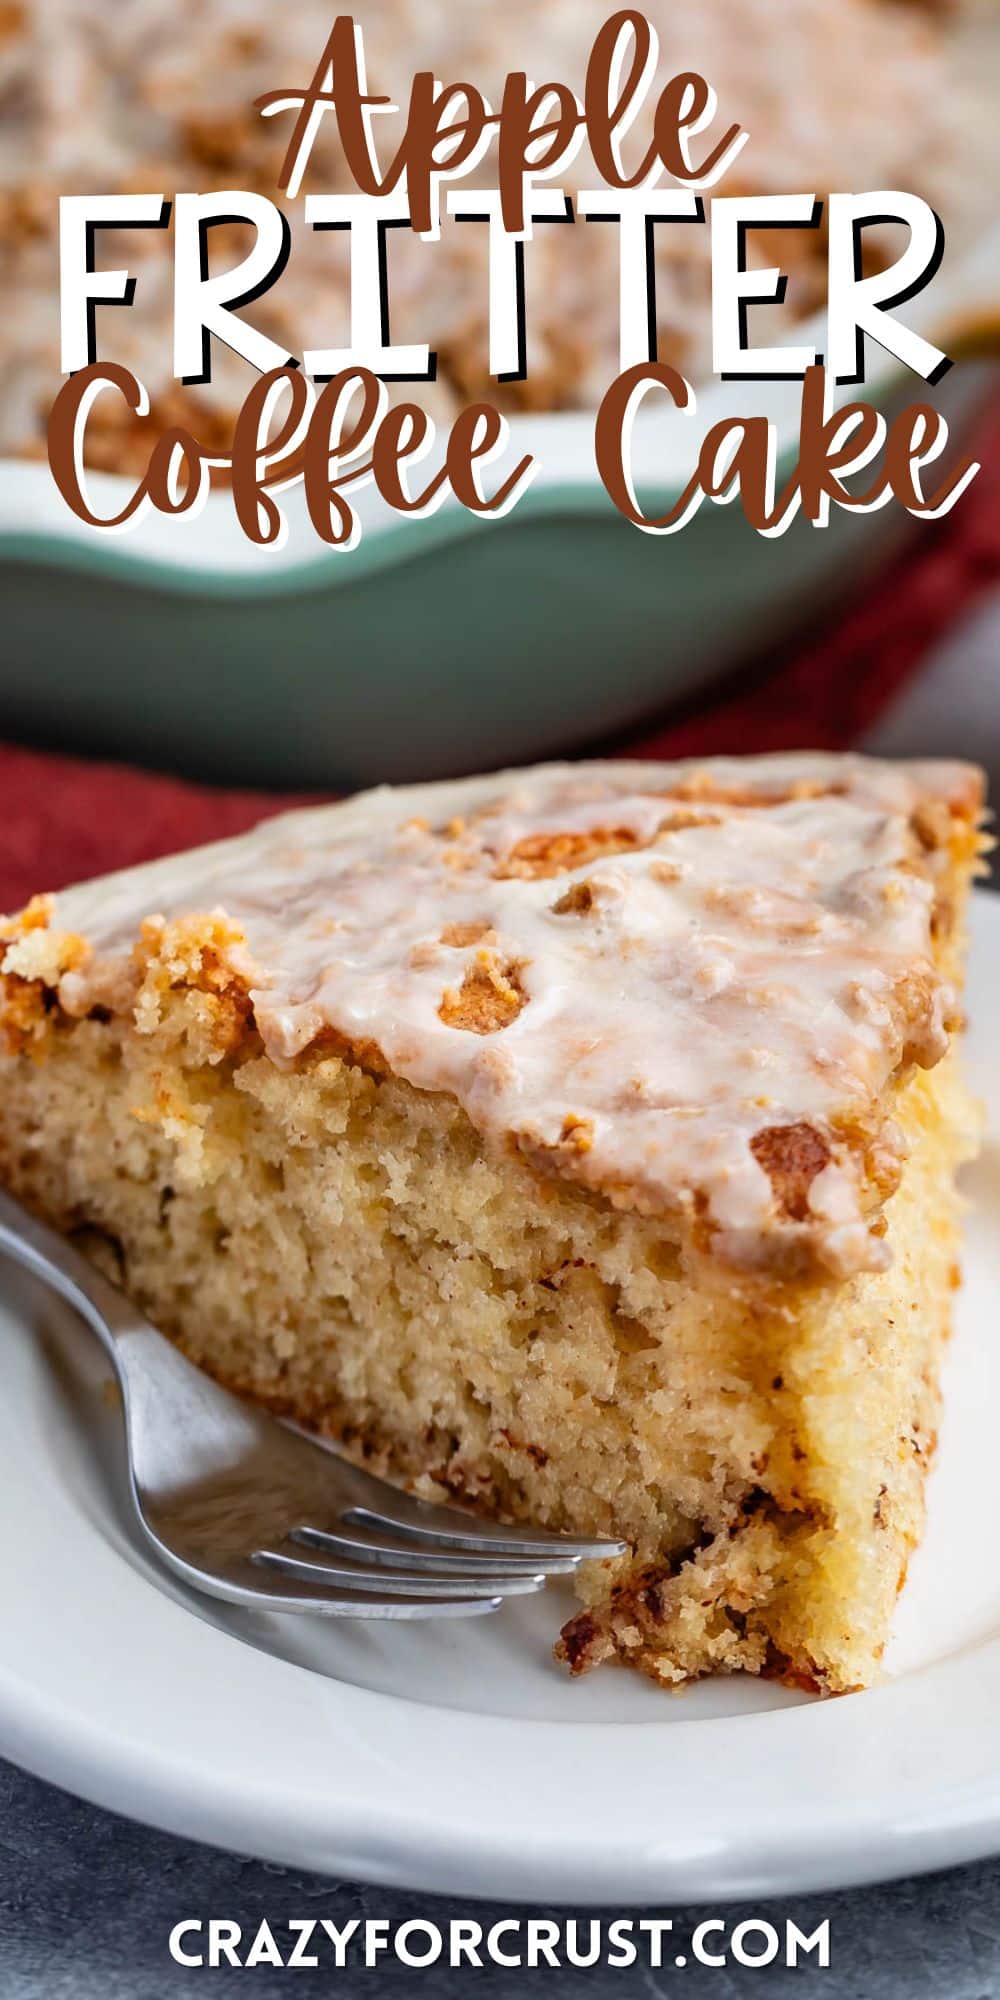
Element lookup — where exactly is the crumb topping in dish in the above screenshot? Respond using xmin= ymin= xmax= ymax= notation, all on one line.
xmin=0 ymin=0 xmax=992 ymax=460
xmin=7 ymin=754 xmax=982 ymax=1276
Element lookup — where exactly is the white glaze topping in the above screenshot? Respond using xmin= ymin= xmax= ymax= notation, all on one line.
xmin=30 ymin=754 xmax=981 ymax=1277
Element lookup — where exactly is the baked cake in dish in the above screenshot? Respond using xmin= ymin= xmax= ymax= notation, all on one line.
xmin=1 ymin=0 xmax=993 ymax=464
xmin=0 ymin=753 xmax=985 ymax=1693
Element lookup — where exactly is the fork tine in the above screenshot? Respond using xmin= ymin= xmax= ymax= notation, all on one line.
xmin=342 ymin=1505 xmax=627 ymax=1563
xmin=252 ymin=1549 xmax=545 ymax=1599
xmin=242 ymin=1578 xmax=504 ymax=1620
xmin=291 ymin=1524 xmax=581 ymax=1576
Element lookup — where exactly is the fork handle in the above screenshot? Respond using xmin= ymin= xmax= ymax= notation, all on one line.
xmin=0 ymin=1187 xmax=138 ymax=1363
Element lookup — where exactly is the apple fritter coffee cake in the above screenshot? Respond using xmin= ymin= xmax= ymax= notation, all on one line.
xmin=0 ymin=754 xmax=985 ymax=1693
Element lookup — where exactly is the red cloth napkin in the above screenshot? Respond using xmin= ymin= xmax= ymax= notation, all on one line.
xmin=2 ymin=405 xmax=998 ymax=914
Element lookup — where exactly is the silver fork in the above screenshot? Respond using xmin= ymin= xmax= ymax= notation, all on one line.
xmin=0 ymin=1189 xmax=623 ymax=1619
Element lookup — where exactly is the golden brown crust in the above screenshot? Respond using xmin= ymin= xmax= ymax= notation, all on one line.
xmin=0 ymin=897 xmax=88 ymax=1055
xmin=495 ymin=826 xmax=652 ymax=879
xmin=750 ymin=1123 xmax=832 ymax=1222
xmin=438 ymin=950 xmax=528 ymax=1033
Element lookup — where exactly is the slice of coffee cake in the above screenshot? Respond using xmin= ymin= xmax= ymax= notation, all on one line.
xmin=0 ymin=755 xmax=984 ymax=1692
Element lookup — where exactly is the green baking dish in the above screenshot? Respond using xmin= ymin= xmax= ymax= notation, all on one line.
xmin=1 ymin=268 xmax=995 ymax=789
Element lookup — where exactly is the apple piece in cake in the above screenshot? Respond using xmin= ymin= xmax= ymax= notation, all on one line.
xmin=0 ymin=754 xmax=985 ymax=1693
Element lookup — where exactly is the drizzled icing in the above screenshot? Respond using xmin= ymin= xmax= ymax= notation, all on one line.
xmin=44 ymin=755 xmax=980 ymax=1278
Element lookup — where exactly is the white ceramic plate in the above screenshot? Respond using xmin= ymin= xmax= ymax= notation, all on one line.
xmin=2 ymin=893 xmax=1000 ymax=1905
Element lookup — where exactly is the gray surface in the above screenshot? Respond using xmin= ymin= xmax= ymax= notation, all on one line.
xmin=1 ymin=1757 xmax=999 ymax=1998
